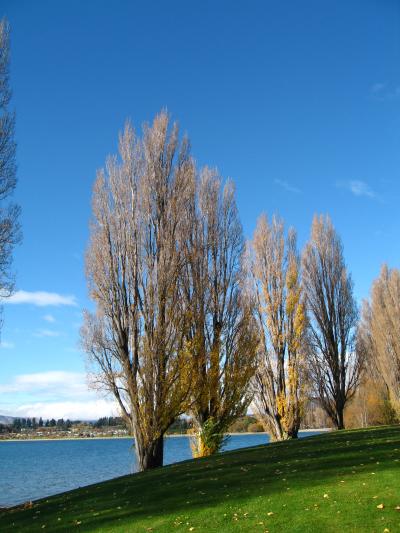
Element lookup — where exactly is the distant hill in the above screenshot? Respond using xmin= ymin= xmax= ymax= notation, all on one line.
xmin=0 ymin=415 xmax=14 ymax=425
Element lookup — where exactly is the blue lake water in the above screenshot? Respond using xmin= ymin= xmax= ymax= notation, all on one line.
xmin=0 ymin=432 xmax=321 ymax=507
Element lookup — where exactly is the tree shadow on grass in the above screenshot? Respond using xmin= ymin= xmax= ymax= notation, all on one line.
xmin=1 ymin=425 xmax=399 ymax=532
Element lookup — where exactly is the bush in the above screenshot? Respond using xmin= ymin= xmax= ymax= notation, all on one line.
xmin=247 ymin=422 xmax=264 ymax=433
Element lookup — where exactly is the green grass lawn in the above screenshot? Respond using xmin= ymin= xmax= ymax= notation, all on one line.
xmin=1 ymin=426 xmax=400 ymax=532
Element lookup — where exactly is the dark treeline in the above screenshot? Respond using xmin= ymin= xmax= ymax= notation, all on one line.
xmin=11 ymin=418 xmax=73 ymax=431
xmin=93 ymin=417 xmax=126 ymax=428
xmin=1 ymin=415 xmax=267 ymax=435
xmin=3 ymin=417 xmax=124 ymax=431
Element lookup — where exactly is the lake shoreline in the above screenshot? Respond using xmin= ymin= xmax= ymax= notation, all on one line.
xmin=0 ymin=428 xmax=331 ymax=443
xmin=0 ymin=431 xmax=328 ymax=508
xmin=2 ymin=427 xmax=397 ymax=532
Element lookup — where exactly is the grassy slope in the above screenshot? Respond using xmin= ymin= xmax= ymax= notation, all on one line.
xmin=1 ymin=426 xmax=400 ymax=532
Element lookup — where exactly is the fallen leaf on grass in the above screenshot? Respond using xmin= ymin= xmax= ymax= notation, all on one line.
xmin=376 ymin=504 xmax=385 ymax=509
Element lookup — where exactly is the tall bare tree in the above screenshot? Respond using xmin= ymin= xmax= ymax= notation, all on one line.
xmin=302 ymin=215 xmax=361 ymax=429
xmin=182 ymin=167 xmax=257 ymax=457
xmin=0 ymin=19 xmax=20 ymax=310
xmin=250 ymin=214 xmax=307 ymax=441
xmin=82 ymin=112 xmax=195 ymax=471
xmin=358 ymin=265 xmax=400 ymax=415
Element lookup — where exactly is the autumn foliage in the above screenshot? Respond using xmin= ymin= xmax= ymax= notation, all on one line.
xmin=250 ymin=215 xmax=307 ymax=441
xmin=82 ymin=110 xmax=397 ymax=471
xmin=358 ymin=265 xmax=400 ymax=417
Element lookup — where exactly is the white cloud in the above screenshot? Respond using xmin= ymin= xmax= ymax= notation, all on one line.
xmin=9 ymin=400 xmax=116 ymax=421
xmin=34 ymin=329 xmax=61 ymax=338
xmin=43 ymin=314 xmax=56 ymax=323
xmin=274 ymin=179 xmax=301 ymax=194
xmin=3 ymin=290 xmax=77 ymax=307
xmin=342 ymin=180 xmax=377 ymax=199
xmin=0 ymin=371 xmax=117 ymax=419
xmin=0 ymin=341 xmax=14 ymax=349
xmin=0 ymin=371 xmax=86 ymax=395
xmin=371 ymin=82 xmax=386 ymax=94
xmin=370 ymin=81 xmax=400 ymax=100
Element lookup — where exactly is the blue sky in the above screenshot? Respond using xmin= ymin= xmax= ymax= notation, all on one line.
xmin=0 ymin=0 xmax=399 ymax=419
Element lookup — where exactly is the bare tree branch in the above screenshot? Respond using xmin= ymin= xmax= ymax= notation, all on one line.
xmin=250 ymin=214 xmax=308 ymax=441
xmin=358 ymin=265 xmax=400 ymax=415
xmin=302 ymin=215 xmax=362 ymax=429
xmin=82 ymin=112 xmax=194 ymax=471
xmin=0 ymin=18 xmax=21 ymax=318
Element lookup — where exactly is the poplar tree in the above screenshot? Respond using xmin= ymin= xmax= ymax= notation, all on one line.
xmin=358 ymin=265 xmax=400 ymax=416
xmin=302 ymin=215 xmax=362 ymax=429
xmin=250 ymin=215 xmax=307 ymax=441
xmin=183 ymin=168 xmax=257 ymax=456
xmin=82 ymin=112 xmax=195 ymax=471
xmin=0 ymin=19 xmax=20 ymax=312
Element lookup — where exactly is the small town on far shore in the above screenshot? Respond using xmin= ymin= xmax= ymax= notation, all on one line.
xmin=3 ymin=397 xmax=392 ymax=441
xmin=0 ymin=411 xmax=329 ymax=441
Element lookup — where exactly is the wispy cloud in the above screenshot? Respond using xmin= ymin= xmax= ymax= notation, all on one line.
xmin=34 ymin=329 xmax=61 ymax=338
xmin=0 ymin=371 xmax=116 ymax=420
xmin=338 ymin=180 xmax=378 ymax=199
xmin=0 ymin=341 xmax=14 ymax=349
xmin=371 ymin=82 xmax=386 ymax=94
xmin=3 ymin=290 xmax=77 ymax=307
xmin=370 ymin=81 xmax=400 ymax=101
xmin=274 ymin=179 xmax=301 ymax=194
xmin=43 ymin=314 xmax=56 ymax=323
xmin=6 ymin=400 xmax=117 ymax=421
xmin=348 ymin=180 xmax=376 ymax=198
xmin=0 ymin=371 xmax=85 ymax=395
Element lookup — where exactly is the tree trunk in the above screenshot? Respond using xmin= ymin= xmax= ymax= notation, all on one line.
xmin=337 ymin=407 xmax=345 ymax=430
xmin=196 ymin=434 xmax=218 ymax=457
xmin=136 ymin=435 xmax=164 ymax=471
xmin=265 ymin=415 xmax=285 ymax=442
xmin=330 ymin=403 xmax=345 ymax=430
xmin=190 ymin=416 xmax=226 ymax=458
xmin=286 ymin=426 xmax=299 ymax=439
